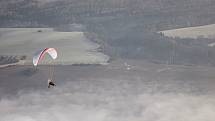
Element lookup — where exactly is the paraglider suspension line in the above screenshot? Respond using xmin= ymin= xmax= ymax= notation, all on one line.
xmin=49 ymin=64 xmax=55 ymax=81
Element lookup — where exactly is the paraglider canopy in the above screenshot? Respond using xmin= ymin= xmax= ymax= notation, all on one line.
xmin=33 ymin=48 xmax=57 ymax=66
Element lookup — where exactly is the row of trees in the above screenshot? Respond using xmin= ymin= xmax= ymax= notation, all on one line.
xmin=1 ymin=0 xmax=215 ymax=27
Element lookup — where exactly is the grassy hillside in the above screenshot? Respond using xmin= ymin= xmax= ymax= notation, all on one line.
xmin=0 ymin=28 xmax=109 ymax=65
xmin=159 ymin=24 xmax=215 ymax=39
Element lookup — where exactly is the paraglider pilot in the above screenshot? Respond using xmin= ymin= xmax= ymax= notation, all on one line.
xmin=48 ymin=79 xmax=56 ymax=88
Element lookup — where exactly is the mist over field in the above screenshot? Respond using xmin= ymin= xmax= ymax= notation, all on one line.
xmin=1 ymin=86 xmax=215 ymax=121
xmin=1 ymin=64 xmax=215 ymax=121
xmin=1 ymin=0 xmax=215 ymax=121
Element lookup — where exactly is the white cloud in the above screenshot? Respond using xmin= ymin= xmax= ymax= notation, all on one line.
xmin=0 ymin=81 xmax=215 ymax=121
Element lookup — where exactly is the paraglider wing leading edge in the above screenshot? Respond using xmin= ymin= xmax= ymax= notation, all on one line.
xmin=33 ymin=48 xmax=57 ymax=66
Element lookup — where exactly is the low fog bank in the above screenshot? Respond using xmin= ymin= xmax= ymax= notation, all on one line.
xmin=0 ymin=81 xmax=215 ymax=121
xmin=0 ymin=61 xmax=215 ymax=121
xmin=1 ymin=85 xmax=215 ymax=121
